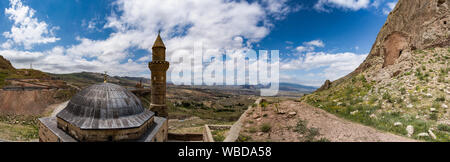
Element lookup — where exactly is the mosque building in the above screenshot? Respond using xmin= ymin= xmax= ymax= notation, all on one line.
xmin=38 ymin=33 xmax=170 ymax=142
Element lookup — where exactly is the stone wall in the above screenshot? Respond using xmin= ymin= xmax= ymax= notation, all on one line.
xmin=152 ymin=119 xmax=168 ymax=142
xmin=39 ymin=120 xmax=60 ymax=142
xmin=168 ymin=133 xmax=203 ymax=141
xmin=56 ymin=117 xmax=154 ymax=142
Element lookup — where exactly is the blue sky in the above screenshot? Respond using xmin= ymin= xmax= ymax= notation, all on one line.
xmin=0 ymin=0 xmax=398 ymax=86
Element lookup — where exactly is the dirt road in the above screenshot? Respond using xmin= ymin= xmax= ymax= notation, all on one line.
xmin=50 ymin=101 xmax=69 ymax=117
xmin=240 ymin=100 xmax=417 ymax=142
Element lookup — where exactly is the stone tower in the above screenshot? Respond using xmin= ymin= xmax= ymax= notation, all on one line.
xmin=149 ymin=33 xmax=170 ymax=117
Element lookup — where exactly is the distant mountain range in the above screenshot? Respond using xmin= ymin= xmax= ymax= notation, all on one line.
xmin=279 ymin=82 xmax=317 ymax=92
xmin=50 ymin=71 xmax=317 ymax=93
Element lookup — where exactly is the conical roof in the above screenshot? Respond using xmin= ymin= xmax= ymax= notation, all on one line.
xmin=152 ymin=33 xmax=165 ymax=48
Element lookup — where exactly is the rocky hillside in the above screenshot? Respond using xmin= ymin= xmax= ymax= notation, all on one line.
xmin=302 ymin=0 xmax=450 ymax=141
xmin=49 ymin=72 xmax=151 ymax=89
xmin=0 ymin=55 xmax=14 ymax=71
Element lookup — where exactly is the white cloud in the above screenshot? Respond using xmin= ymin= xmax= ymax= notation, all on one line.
xmin=281 ymin=52 xmax=367 ymax=80
xmin=371 ymin=0 xmax=381 ymax=8
xmin=314 ymin=0 xmax=371 ymax=12
xmin=383 ymin=1 xmax=397 ymax=15
xmin=295 ymin=39 xmax=324 ymax=52
xmin=386 ymin=1 xmax=397 ymax=9
xmin=305 ymin=40 xmax=325 ymax=47
xmin=296 ymin=46 xmax=308 ymax=52
xmin=2 ymin=0 xmax=60 ymax=49
xmin=1 ymin=0 xmax=295 ymax=80
xmin=261 ymin=0 xmax=302 ymax=20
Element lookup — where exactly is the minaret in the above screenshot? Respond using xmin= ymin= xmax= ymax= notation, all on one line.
xmin=149 ymin=32 xmax=170 ymax=117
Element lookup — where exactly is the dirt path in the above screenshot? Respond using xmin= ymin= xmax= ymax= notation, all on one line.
xmin=50 ymin=101 xmax=69 ymax=117
xmin=240 ymin=100 xmax=417 ymax=142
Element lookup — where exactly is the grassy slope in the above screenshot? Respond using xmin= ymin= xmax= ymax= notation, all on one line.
xmin=301 ymin=48 xmax=450 ymax=142
xmin=0 ymin=115 xmax=39 ymax=141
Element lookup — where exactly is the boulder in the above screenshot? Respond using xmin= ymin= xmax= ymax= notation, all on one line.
xmin=394 ymin=122 xmax=403 ymax=126
xmin=442 ymin=104 xmax=448 ymax=109
xmin=277 ymin=110 xmax=286 ymax=114
xmin=287 ymin=111 xmax=297 ymax=118
xmin=406 ymin=125 xmax=414 ymax=137
xmin=350 ymin=110 xmax=359 ymax=115
xmin=428 ymin=129 xmax=437 ymax=139
xmin=417 ymin=132 xmax=429 ymax=137
xmin=407 ymin=104 xmax=413 ymax=108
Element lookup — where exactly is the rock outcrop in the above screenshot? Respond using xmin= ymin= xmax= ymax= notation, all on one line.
xmin=0 ymin=55 xmax=14 ymax=70
xmin=316 ymin=80 xmax=331 ymax=92
xmin=305 ymin=0 xmax=450 ymax=141
xmin=334 ymin=0 xmax=449 ymax=85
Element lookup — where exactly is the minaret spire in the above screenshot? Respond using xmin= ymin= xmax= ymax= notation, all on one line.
xmin=149 ymin=32 xmax=169 ymax=117
xmin=152 ymin=31 xmax=165 ymax=49
xmin=103 ymin=71 xmax=108 ymax=83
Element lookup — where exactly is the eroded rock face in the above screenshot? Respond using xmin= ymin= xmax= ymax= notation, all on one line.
xmin=335 ymin=0 xmax=450 ymax=83
xmin=0 ymin=55 xmax=14 ymax=70
xmin=317 ymin=80 xmax=331 ymax=92
xmin=382 ymin=32 xmax=408 ymax=68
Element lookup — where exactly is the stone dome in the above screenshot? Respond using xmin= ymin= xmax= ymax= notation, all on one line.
xmin=56 ymin=83 xmax=154 ymax=130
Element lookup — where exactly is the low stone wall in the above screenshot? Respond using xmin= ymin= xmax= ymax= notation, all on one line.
xmin=203 ymin=125 xmax=232 ymax=142
xmin=224 ymin=98 xmax=261 ymax=142
xmin=203 ymin=125 xmax=214 ymax=142
xmin=168 ymin=133 xmax=203 ymax=141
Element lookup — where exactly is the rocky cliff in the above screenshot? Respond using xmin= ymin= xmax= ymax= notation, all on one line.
xmin=0 ymin=55 xmax=14 ymax=71
xmin=304 ymin=0 xmax=449 ymax=141
xmin=333 ymin=0 xmax=449 ymax=85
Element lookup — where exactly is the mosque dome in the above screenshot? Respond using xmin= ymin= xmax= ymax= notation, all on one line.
xmin=56 ymin=83 xmax=154 ymax=130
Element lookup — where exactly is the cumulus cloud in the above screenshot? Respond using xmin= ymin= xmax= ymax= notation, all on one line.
xmin=314 ymin=0 xmax=371 ymax=12
xmin=383 ymin=1 xmax=397 ymax=15
xmin=2 ymin=0 xmax=60 ymax=49
xmin=305 ymin=40 xmax=325 ymax=47
xmin=1 ymin=0 xmax=294 ymax=80
xmin=281 ymin=52 xmax=367 ymax=81
xmin=295 ymin=39 xmax=325 ymax=52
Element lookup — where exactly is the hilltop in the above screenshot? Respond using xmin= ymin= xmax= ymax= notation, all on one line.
xmin=0 ymin=56 xmax=50 ymax=88
xmin=49 ymin=72 xmax=151 ymax=89
xmin=302 ymin=0 xmax=449 ymax=141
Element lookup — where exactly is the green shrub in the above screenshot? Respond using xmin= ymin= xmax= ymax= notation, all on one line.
xmin=369 ymin=96 xmax=378 ymax=104
xmin=260 ymin=123 xmax=272 ymax=132
xmin=400 ymin=88 xmax=406 ymax=95
xmin=294 ymin=119 xmax=308 ymax=134
xmin=237 ymin=134 xmax=252 ymax=142
xmin=435 ymin=95 xmax=446 ymax=102
xmin=248 ymin=127 xmax=257 ymax=133
xmin=409 ymin=95 xmax=419 ymax=103
xmin=430 ymin=112 xmax=438 ymax=121
xmin=437 ymin=124 xmax=450 ymax=132
xmin=382 ymin=92 xmax=393 ymax=103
